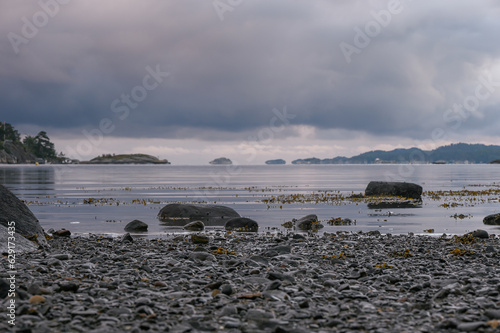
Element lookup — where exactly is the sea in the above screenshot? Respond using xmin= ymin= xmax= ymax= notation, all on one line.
xmin=1 ymin=164 xmax=499 ymax=237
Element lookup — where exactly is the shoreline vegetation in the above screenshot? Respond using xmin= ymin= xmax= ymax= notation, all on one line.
xmin=2 ymin=122 xmax=500 ymax=165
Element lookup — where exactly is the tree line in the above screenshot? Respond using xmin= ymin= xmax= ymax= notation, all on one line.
xmin=0 ymin=122 xmax=62 ymax=161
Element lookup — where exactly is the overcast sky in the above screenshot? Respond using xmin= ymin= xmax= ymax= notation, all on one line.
xmin=2 ymin=0 xmax=500 ymax=164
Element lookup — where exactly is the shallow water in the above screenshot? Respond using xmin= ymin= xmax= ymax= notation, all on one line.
xmin=1 ymin=164 xmax=499 ymax=236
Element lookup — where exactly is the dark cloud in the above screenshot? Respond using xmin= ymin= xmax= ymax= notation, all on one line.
xmin=1 ymin=0 xmax=500 ymax=144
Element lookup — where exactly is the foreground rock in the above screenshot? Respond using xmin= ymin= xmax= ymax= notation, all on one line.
xmin=158 ymin=203 xmax=240 ymax=226
xmin=124 ymin=220 xmax=148 ymax=232
xmin=0 ymin=184 xmax=46 ymax=242
xmin=0 ymin=224 xmax=37 ymax=253
xmin=224 ymin=217 xmax=259 ymax=232
xmin=6 ymin=232 xmax=500 ymax=333
xmin=365 ymin=181 xmax=423 ymax=200
xmin=483 ymin=213 xmax=500 ymax=225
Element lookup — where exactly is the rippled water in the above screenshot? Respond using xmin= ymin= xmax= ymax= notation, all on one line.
xmin=1 ymin=164 xmax=499 ymax=236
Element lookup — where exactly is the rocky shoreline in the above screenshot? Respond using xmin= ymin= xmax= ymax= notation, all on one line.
xmin=2 ymin=230 xmax=500 ymax=332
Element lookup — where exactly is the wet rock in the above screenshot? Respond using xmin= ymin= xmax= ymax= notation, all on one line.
xmin=225 ymin=217 xmax=259 ymax=232
xmin=483 ymin=213 xmax=500 ymax=225
xmin=184 ymin=220 xmax=205 ymax=231
xmin=365 ymin=181 xmax=423 ymax=200
xmin=0 ymin=184 xmax=46 ymax=242
xmin=295 ymin=214 xmax=319 ymax=231
xmin=124 ymin=219 xmax=148 ymax=232
xmin=158 ymin=203 xmax=240 ymax=226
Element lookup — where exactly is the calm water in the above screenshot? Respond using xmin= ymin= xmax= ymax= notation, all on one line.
xmin=1 ymin=164 xmax=499 ymax=237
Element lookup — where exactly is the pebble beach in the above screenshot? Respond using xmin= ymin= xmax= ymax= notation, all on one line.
xmin=3 ymin=230 xmax=500 ymax=332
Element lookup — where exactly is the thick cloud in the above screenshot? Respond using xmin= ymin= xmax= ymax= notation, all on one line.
xmin=1 ymin=0 xmax=500 ymax=147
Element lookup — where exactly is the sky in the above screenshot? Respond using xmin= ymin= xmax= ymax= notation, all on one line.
xmin=1 ymin=0 xmax=500 ymax=164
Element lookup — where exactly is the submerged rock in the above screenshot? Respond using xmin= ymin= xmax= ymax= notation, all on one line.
xmin=158 ymin=203 xmax=240 ymax=226
xmin=365 ymin=181 xmax=423 ymax=200
xmin=225 ymin=217 xmax=259 ymax=232
xmin=295 ymin=214 xmax=323 ymax=231
xmin=124 ymin=220 xmax=148 ymax=232
xmin=483 ymin=213 xmax=500 ymax=225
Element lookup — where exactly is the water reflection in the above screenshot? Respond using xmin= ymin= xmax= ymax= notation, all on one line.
xmin=0 ymin=166 xmax=55 ymax=189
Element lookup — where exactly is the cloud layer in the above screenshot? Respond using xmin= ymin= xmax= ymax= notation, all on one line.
xmin=1 ymin=0 xmax=500 ymax=162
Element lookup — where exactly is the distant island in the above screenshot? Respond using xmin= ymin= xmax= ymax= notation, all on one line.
xmin=292 ymin=143 xmax=500 ymax=165
xmin=491 ymin=159 xmax=500 ymax=164
xmin=209 ymin=157 xmax=232 ymax=165
xmin=84 ymin=154 xmax=170 ymax=164
xmin=265 ymin=159 xmax=286 ymax=165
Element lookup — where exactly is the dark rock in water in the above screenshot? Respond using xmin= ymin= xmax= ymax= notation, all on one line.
xmin=0 ymin=184 xmax=46 ymax=242
xmin=483 ymin=213 xmax=500 ymax=225
xmin=158 ymin=203 xmax=240 ymax=226
xmin=225 ymin=217 xmax=259 ymax=232
xmin=469 ymin=229 xmax=489 ymax=239
xmin=121 ymin=233 xmax=133 ymax=243
xmin=124 ymin=219 xmax=148 ymax=232
xmin=295 ymin=214 xmax=322 ymax=231
xmin=184 ymin=221 xmax=205 ymax=231
xmin=365 ymin=181 xmax=423 ymax=200
xmin=191 ymin=234 xmax=209 ymax=244
xmin=53 ymin=229 xmax=71 ymax=237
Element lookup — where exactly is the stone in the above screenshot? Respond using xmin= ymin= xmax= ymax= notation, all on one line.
xmin=191 ymin=234 xmax=209 ymax=244
xmin=189 ymin=252 xmax=215 ymax=261
xmin=456 ymin=322 xmax=485 ymax=331
xmin=157 ymin=203 xmax=240 ymax=226
xmin=0 ymin=224 xmax=37 ymax=254
xmin=124 ymin=220 xmax=148 ymax=232
xmin=0 ymin=184 xmax=46 ymax=242
xmin=365 ymin=181 xmax=423 ymax=200
xmin=224 ymin=217 xmax=259 ymax=232
xmin=59 ymin=282 xmax=79 ymax=293
xmin=29 ymin=295 xmax=46 ymax=304
xmin=0 ymin=279 xmax=9 ymax=298
xmin=53 ymin=229 xmax=71 ymax=237
xmin=121 ymin=233 xmax=133 ymax=243
xmin=184 ymin=221 xmax=205 ymax=231
xmin=295 ymin=214 xmax=319 ymax=231
xmin=469 ymin=229 xmax=489 ymax=239
xmin=484 ymin=213 xmax=500 ymax=225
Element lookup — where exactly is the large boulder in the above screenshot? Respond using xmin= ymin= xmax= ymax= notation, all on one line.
xmin=0 ymin=224 xmax=37 ymax=254
xmin=0 ymin=184 xmax=46 ymax=242
xmin=365 ymin=181 xmax=423 ymax=200
xmin=225 ymin=217 xmax=259 ymax=232
xmin=158 ymin=203 xmax=240 ymax=226
xmin=484 ymin=213 xmax=500 ymax=225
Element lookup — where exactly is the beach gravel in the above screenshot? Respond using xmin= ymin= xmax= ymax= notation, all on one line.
xmin=1 ymin=230 xmax=500 ymax=332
